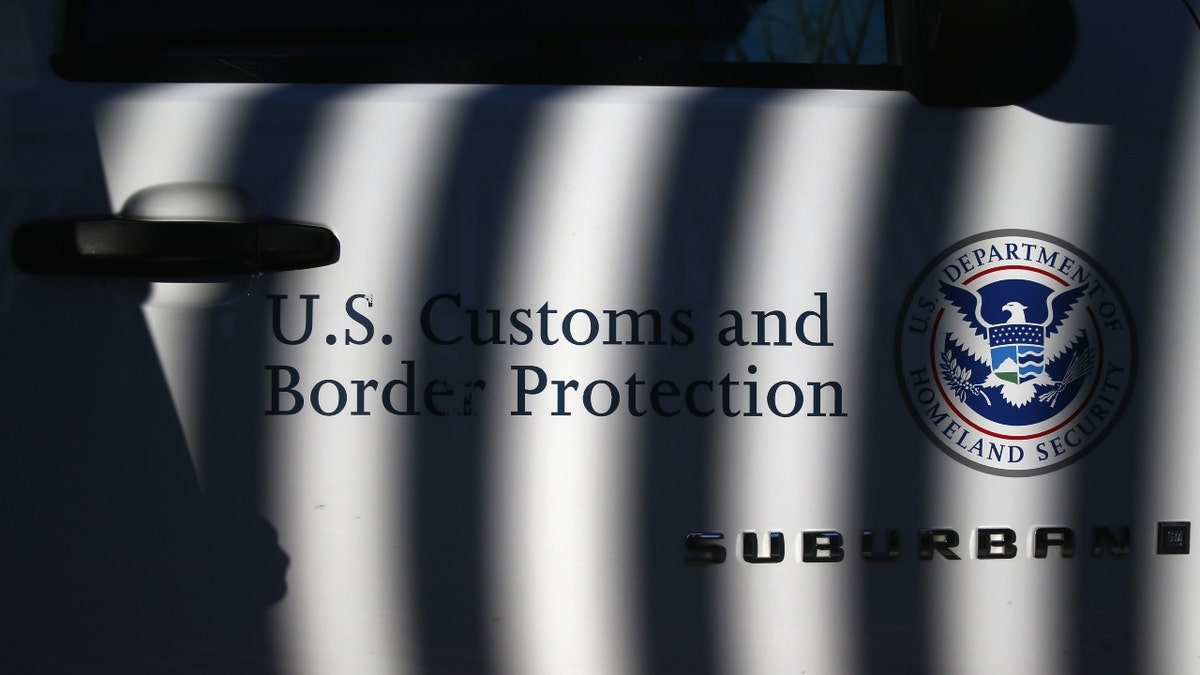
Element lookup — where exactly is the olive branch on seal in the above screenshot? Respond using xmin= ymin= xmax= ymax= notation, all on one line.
xmin=940 ymin=349 xmax=992 ymax=406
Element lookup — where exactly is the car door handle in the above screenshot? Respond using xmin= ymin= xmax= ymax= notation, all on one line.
xmin=12 ymin=217 xmax=339 ymax=276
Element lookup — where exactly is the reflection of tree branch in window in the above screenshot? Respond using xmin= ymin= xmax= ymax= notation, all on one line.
xmin=817 ymin=1 xmax=834 ymax=62
xmin=729 ymin=0 xmax=886 ymax=64
xmin=851 ymin=0 xmax=880 ymax=63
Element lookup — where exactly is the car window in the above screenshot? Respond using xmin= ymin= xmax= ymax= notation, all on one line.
xmin=56 ymin=0 xmax=896 ymax=88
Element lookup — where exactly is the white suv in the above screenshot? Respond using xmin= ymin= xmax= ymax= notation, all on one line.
xmin=1 ymin=2 xmax=1196 ymax=673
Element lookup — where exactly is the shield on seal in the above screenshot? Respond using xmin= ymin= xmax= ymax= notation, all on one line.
xmin=988 ymin=322 xmax=1045 ymax=384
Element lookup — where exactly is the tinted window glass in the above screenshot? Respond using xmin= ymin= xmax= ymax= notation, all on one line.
xmin=68 ymin=0 xmax=887 ymax=65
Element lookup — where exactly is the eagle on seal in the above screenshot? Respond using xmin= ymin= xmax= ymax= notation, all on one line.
xmin=938 ymin=281 xmax=1092 ymax=408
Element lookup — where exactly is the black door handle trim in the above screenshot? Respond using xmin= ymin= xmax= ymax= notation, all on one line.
xmin=12 ymin=217 xmax=339 ymax=277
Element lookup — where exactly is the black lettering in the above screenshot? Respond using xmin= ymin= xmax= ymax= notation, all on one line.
xmin=604 ymin=308 xmax=666 ymax=345
xmin=266 ymin=365 xmax=303 ymax=414
xmin=344 ymin=294 xmax=375 ymax=345
xmin=753 ymin=310 xmax=791 ymax=346
xmin=919 ymin=529 xmax=961 ymax=560
xmin=808 ymin=380 xmax=846 ymax=417
xmin=742 ymin=532 xmax=786 ymax=563
xmin=381 ymin=361 xmax=419 ymax=415
xmin=582 ymin=379 xmax=619 ymax=416
xmin=649 ymin=380 xmax=681 ymax=417
xmin=511 ymin=365 xmax=546 ymax=416
xmin=861 ymin=530 xmax=900 ymax=561
xmin=718 ymin=310 xmax=748 ymax=346
xmin=802 ymin=530 xmax=845 ymax=563
xmin=509 ymin=308 xmax=533 ymax=345
xmin=352 ymin=379 xmax=378 ymax=416
xmin=270 ymin=294 xmax=318 ymax=345
xmin=1092 ymin=526 xmax=1131 ymax=557
xmin=424 ymin=380 xmax=454 ymax=416
xmin=1034 ymin=527 xmax=1075 ymax=558
xmin=797 ymin=292 xmax=832 ymax=346
xmin=670 ymin=309 xmax=695 ymax=346
xmin=977 ymin=528 xmax=1018 ymax=559
xmin=684 ymin=532 xmax=726 ymax=565
xmin=469 ymin=308 xmax=503 ymax=345
xmin=311 ymin=379 xmax=348 ymax=416
xmin=421 ymin=293 xmax=461 ymax=345
xmin=563 ymin=309 xmax=600 ymax=345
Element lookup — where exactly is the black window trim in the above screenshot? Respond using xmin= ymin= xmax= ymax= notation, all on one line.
xmin=52 ymin=0 xmax=904 ymax=91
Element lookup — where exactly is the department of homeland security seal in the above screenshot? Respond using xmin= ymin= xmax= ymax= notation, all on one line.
xmin=896 ymin=230 xmax=1135 ymax=476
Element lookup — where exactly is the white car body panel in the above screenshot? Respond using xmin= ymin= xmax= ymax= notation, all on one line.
xmin=2 ymin=2 xmax=1199 ymax=673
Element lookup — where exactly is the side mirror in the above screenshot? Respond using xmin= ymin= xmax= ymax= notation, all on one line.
xmin=896 ymin=0 xmax=1076 ymax=106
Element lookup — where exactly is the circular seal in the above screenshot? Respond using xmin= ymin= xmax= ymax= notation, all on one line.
xmin=896 ymin=230 xmax=1136 ymax=476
